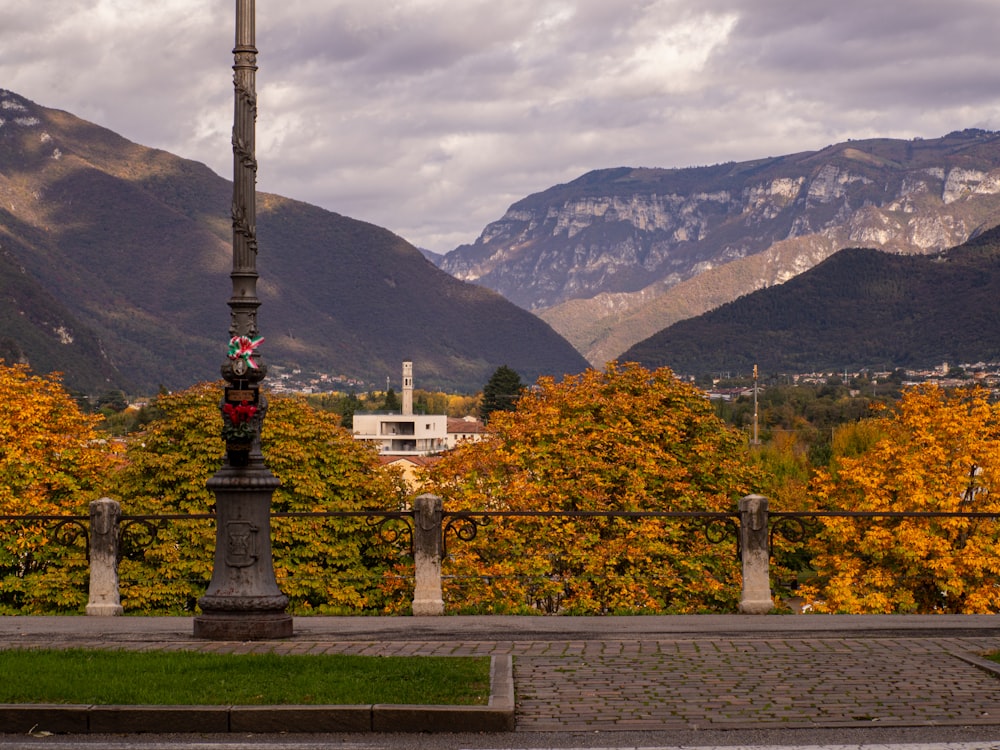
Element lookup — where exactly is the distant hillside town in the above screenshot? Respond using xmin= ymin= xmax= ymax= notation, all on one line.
xmin=704 ymin=361 xmax=1000 ymax=401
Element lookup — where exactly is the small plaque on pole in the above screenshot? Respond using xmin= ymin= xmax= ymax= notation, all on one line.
xmin=226 ymin=386 xmax=259 ymax=404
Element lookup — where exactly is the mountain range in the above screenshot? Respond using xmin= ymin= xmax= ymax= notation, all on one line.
xmin=7 ymin=87 xmax=1000 ymax=396
xmin=620 ymin=224 xmax=1000 ymax=376
xmin=0 ymin=90 xmax=588 ymax=395
xmin=440 ymin=130 xmax=1000 ymax=366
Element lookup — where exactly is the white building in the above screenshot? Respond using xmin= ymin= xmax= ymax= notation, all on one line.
xmin=352 ymin=362 xmax=448 ymax=455
xmin=446 ymin=416 xmax=486 ymax=449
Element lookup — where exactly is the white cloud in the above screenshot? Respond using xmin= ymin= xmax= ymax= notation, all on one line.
xmin=3 ymin=0 xmax=1000 ymax=253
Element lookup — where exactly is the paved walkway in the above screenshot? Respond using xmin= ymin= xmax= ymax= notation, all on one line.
xmin=3 ymin=615 xmax=1000 ymax=732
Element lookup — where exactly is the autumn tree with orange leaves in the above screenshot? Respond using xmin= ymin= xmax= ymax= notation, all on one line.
xmin=801 ymin=384 xmax=1000 ymax=613
xmin=0 ymin=364 xmax=119 ymax=613
xmin=422 ymin=362 xmax=762 ymax=614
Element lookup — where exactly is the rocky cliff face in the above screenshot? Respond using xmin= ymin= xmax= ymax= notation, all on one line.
xmin=441 ymin=131 xmax=1000 ymax=365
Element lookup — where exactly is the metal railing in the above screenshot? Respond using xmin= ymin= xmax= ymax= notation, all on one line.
xmin=3 ymin=497 xmax=999 ymax=616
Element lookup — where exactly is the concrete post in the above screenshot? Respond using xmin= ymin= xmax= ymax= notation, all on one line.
xmin=738 ymin=494 xmax=773 ymax=614
xmin=86 ymin=497 xmax=123 ymax=616
xmin=412 ymin=494 xmax=444 ymax=616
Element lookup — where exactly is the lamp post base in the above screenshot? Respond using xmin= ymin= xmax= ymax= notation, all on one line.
xmin=194 ymin=461 xmax=291 ymax=641
xmin=193 ymin=611 xmax=293 ymax=640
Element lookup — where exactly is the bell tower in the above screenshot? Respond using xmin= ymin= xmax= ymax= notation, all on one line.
xmin=402 ymin=360 xmax=413 ymax=416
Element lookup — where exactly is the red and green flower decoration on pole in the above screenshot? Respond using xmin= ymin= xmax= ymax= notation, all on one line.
xmin=222 ymin=335 xmax=264 ymax=466
xmin=222 ymin=399 xmax=257 ymax=467
xmin=222 ymin=400 xmax=257 ymax=442
xmin=227 ymin=335 xmax=263 ymax=376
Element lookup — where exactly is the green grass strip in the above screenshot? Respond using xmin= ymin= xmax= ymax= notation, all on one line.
xmin=0 ymin=649 xmax=490 ymax=706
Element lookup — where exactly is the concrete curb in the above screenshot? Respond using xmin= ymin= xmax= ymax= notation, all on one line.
xmin=948 ymin=649 xmax=1000 ymax=680
xmin=0 ymin=655 xmax=514 ymax=735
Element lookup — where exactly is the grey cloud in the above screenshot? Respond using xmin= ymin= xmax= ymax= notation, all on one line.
xmin=3 ymin=0 xmax=1000 ymax=254
xmin=708 ymin=1 xmax=1000 ymax=85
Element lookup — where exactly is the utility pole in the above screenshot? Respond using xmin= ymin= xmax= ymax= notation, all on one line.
xmin=752 ymin=364 xmax=760 ymax=446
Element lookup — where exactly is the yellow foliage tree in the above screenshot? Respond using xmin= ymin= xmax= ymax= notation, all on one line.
xmin=802 ymin=384 xmax=1000 ymax=613
xmin=421 ymin=362 xmax=761 ymax=614
xmin=109 ymin=383 xmax=408 ymax=614
xmin=0 ymin=363 xmax=119 ymax=613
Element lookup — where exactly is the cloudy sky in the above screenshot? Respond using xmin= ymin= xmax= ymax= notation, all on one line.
xmin=3 ymin=1 xmax=1000 ymax=254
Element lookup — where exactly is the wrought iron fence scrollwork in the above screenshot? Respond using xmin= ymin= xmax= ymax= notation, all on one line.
xmin=438 ymin=510 xmax=739 ymax=557
xmin=768 ymin=513 xmax=821 ymax=553
xmin=767 ymin=510 xmax=1000 ymax=556
xmin=364 ymin=513 xmax=413 ymax=548
xmin=268 ymin=510 xmax=415 ymax=549
xmin=117 ymin=516 xmax=174 ymax=564
xmin=0 ymin=515 xmax=91 ymax=559
xmin=50 ymin=518 xmax=90 ymax=558
xmin=700 ymin=515 xmax=741 ymax=558
xmin=441 ymin=513 xmax=492 ymax=558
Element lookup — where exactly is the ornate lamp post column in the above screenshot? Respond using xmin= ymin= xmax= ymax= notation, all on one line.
xmin=193 ymin=0 xmax=293 ymax=640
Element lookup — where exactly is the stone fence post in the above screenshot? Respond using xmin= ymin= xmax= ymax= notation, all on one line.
xmin=411 ymin=494 xmax=444 ymax=616
xmin=738 ymin=494 xmax=773 ymax=614
xmin=86 ymin=497 xmax=123 ymax=616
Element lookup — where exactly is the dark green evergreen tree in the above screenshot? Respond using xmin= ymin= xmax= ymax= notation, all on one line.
xmin=480 ymin=365 xmax=524 ymax=424
xmin=331 ymin=391 xmax=362 ymax=429
xmin=382 ymin=388 xmax=401 ymax=412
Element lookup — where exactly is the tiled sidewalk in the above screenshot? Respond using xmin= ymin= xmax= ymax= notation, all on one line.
xmin=6 ymin=632 xmax=1000 ymax=731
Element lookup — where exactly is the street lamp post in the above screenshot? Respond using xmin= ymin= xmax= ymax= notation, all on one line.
xmin=193 ymin=0 xmax=293 ymax=640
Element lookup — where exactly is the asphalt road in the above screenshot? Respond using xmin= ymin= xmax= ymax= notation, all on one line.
xmin=6 ymin=727 xmax=1000 ymax=749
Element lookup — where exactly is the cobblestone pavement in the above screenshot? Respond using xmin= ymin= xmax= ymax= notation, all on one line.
xmin=510 ymin=637 xmax=1000 ymax=731
xmin=5 ymin=627 xmax=1000 ymax=732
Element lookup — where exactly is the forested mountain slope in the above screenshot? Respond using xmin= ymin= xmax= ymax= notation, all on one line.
xmin=621 ymin=225 xmax=1000 ymax=375
xmin=0 ymin=90 xmax=588 ymax=393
